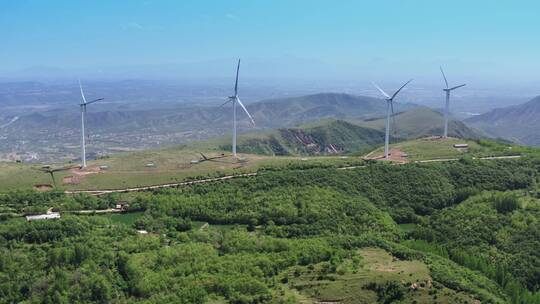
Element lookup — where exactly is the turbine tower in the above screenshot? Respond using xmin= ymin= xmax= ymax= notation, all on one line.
xmin=440 ymin=67 xmax=466 ymax=138
xmin=221 ymin=59 xmax=255 ymax=158
xmin=78 ymin=80 xmax=103 ymax=168
xmin=372 ymin=79 xmax=413 ymax=159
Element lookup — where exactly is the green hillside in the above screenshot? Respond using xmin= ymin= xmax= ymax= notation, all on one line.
xmin=365 ymin=137 xmax=521 ymax=161
xmin=246 ymin=93 xmax=417 ymax=128
xmin=2 ymin=157 xmax=540 ymax=303
xmin=0 ymin=110 xmax=524 ymax=192
xmin=226 ymin=119 xmax=385 ymax=156
xmin=219 ymin=108 xmax=483 ymax=157
xmin=360 ymin=107 xmax=484 ymax=140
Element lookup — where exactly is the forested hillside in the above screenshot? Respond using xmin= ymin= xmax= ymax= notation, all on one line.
xmin=1 ymin=157 xmax=540 ymax=303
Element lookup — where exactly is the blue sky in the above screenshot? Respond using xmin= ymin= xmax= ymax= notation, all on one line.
xmin=1 ymin=0 xmax=539 ymax=83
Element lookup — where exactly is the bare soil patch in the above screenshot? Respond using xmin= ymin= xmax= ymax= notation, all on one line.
xmin=33 ymin=184 xmax=53 ymax=191
xmin=365 ymin=148 xmax=409 ymax=163
xmin=64 ymin=166 xmax=101 ymax=185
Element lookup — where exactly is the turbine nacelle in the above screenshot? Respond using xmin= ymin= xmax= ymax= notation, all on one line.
xmin=372 ymin=79 xmax=413 ymax=102
xmin=440 ymin=67 xmax=466 ymax=91
xmin=443 ymin=84 xmax=466 ymax=92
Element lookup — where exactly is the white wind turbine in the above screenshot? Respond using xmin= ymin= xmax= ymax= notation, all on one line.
xmin=78 ymin=80 xmax=103 ymax=168
xmin=372 ymin=79 xmax=413 ymax=159
xmin=221 ymin=59 xmax=255 ymax=158
xmin=440 ymin=67 xmax=466 ymax=138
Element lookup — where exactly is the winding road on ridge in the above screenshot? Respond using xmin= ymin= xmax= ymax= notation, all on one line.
xmin=64 ymin=155 xmax=522 ymax=196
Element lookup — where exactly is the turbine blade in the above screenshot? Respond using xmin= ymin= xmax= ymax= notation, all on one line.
xmin=440 ymin=66 xmax=449 ymax=88
xmin=234 ymin=59 xmax=240 ymax=96
xmin=391 ymin=79 xmax=413 ymax=100
xmin=449 ymin=84 xmax=466 ymax=91
xmin=85 ymin=98 xmax=104 ymax=105
xmin=372 ymin=82 xmax=390 ymax=99
xmin=219 ymin=98 xmax=233 ymax=108
xmin=78 ymin=79 xmax=87 ymax=104
xmin=236 ymin=97 xmax=255 ymax=126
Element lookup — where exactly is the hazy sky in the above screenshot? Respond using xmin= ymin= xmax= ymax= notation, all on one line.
xmin=1 ymin=0 xmax=539 ymax=84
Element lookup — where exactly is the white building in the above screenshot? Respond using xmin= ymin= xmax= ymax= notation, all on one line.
xmin=26 ymin=212 xmax=61 ymax=221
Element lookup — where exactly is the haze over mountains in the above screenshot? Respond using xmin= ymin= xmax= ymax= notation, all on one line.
xmin=0 ymin=79 xmax=534 ymax=162
xmin=0 ymin=78 xmax=534 ymax=117
xmin=466 ymin=95 xmax=540 ymax=146
xmin=2 ymin=93 xmax=416 ymax=133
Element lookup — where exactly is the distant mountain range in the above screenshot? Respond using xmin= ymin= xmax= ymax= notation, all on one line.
xmin=0 ymin=92 xmax=483 ymax=161
xmin=466 ymin=95 xmax=540 ymax=146
xmin=245 ymin=93 xmax=417 ymax=128
xmin=2 ymin=93 xmax=417 ymax=136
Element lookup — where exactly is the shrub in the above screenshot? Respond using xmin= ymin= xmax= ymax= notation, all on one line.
xmin=492 ymin=193 xmax=520 ymax=214
xmin=454 ymin=187 xmax=480 ymax=204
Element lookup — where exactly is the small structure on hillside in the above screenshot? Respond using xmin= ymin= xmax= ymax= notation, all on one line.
xmin=453 ymin=143 xmax=469 ymax=149
xmin=114 ymin=201 xmax=129 ymax=211
xmin=26 ymin=212 xmax=61 ymax=221
xmin=136 ymin=230 xmax=148 ymax=234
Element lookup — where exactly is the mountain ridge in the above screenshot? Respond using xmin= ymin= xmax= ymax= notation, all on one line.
xmin=466 ymin=95 xmax=540 ymax=146
xmin=222 ymin=108 xmax=483 ymax=156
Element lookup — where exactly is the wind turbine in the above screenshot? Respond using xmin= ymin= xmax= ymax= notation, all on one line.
xmin=78 ymin=80 xmax=104 ymax=168
xmin=372 ymin=79 xmax=413 ymax=159
xmin=220 ymin=59 xmax=255 ymax=158
xmin=440 ymin=67 xmax=466 ymax=138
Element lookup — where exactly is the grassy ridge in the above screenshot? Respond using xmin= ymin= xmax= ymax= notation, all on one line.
xmin=359 ymin=107 xmax=484 ymax=140
xmin=0 ymin=137 xmax=531 ymax=192
xmin=230 ymin=120 xmax=385 ymax=156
